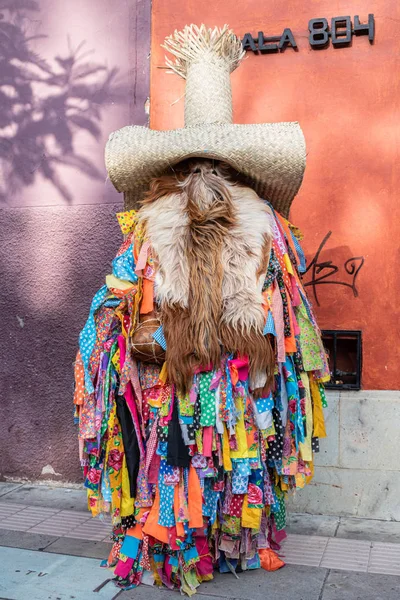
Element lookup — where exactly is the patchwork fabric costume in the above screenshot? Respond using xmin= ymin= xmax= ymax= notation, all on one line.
xmin=74 ymin=25 xmax=329 ymax=595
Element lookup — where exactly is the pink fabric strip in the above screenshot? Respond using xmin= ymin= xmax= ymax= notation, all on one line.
xmin=189 ymin=383 xmax=198 ymax=404
xmin=194 ymin=363 xmax=213 ymax=374
xmin=165 ymin=384 xmax=175 ymax=423
xmin=130 ymin=358 xmax=142 ymax=403
xmin=134 ymin=241 xmax=150 ymax=277
xmin=148 ymin=453 xmax=160 ymax=484
xmin=78 ymin=437 xmax=85 ymax=463
xmin=291 ymin=305 xmax=301 ymax=336
xmin=209 ymin=369 xmax=222 ymax=390
xmin=145 ymin=416 xmax=159 ymax=476
xmin=228 ymin=357 xmax=249 ymax=382
xmin=119 ymin=345 xmax=134 ymax=396
xmin=125 ymin=386 xmax=145 ymax=455
xmin=290 ymin=274 xmax=301 ymax=307
xmin=160 ymin=561 xmax=174 ymax=589
xmin=273 ymin=523 xmax=287 ymax=544
xmin=202 ymin=426 xmax=213 ymax=457
xmin=118 ymin=334 xmax=127 ymax=372
xmin=114 ymin=557 xmax=134 ymax=578
xmin=130 ymin=357 xmax=145 ymax=437
xmin=272 ymin=283 xmax=286 ymax=363
xmin=118 ymin=335 xmax=145 ymax=455
xmin=272 ymin=220 xmax=287 ymax=257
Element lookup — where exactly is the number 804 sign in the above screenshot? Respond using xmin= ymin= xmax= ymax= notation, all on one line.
xmin=241 ymin=14 xmax=375 ymax=53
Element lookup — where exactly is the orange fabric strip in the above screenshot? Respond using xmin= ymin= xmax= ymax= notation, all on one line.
xmin=188 ymin=466 xmax=203 ymax=529
xmin=140 ymin=278 xmax=154 ymax=315
xmin=126 ymin=524 xmax=143 ymax=540
xmin=284 ymin=303 xmax=297 ymax=353
xmin=142 ymin=488 xmax=169 ymax=543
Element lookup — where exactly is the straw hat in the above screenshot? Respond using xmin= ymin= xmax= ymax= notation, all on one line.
xmin=105 ymin=24 xmax=306 ymax=217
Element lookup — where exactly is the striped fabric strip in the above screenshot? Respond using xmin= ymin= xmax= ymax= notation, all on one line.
xmin=272 ymin=284 xmax=286 ymax=363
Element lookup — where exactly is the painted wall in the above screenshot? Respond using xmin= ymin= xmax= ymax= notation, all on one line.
xmin=0 ymin=0 xmax=151 ymax=481
xmin=2 ymin=0 xmax=398 ymax=486
xmin=150 ymin=0 xmax=400 ymax=391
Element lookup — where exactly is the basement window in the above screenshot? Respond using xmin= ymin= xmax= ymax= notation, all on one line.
xmin=322 ymin=330 xmax=362 ymax=390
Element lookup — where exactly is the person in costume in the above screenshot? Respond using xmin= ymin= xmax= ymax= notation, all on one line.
xmin=73 ymin=25 xmax=329 ymax=595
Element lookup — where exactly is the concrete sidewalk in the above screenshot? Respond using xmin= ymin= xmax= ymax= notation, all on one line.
xmin=0 ymin=482 xmax=400 ymax=600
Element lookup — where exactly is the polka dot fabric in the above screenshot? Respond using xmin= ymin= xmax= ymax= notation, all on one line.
xmin=227 ymin=493 xmax=244 ymax=517
xmin=312 ymin=437 xmax=320 ymax=453
xmin=199 ymin=372 xmax=216 ymax=427
xmin=73 ymin=352 xmax=84 ymax=405
xmin=116 ymin=210 xmax=137 ymax=235
xmin=78 ymin=284 xmax=108 ymax=394
xmin=158 ymin=458 xmax=176 ymax=527
xmin=266 ymin=408 xmax=284 ymax=463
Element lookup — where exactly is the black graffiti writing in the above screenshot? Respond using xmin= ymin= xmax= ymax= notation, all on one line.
xmin=303 ymin=231 xmax=365 ymax=306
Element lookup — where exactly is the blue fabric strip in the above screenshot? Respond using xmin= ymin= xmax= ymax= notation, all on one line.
xmin=112 ymin=243 xmax=138 ymax=282
xmin=158 ymin=458 xmax=176 ymax=527
xmin=79 ymin=284 xmax=108 ymax=393
xmin=153 ymin=325 xmax=167 ymax=350
xmin=120 ymin=535 xmax=140 ymax=559
xmin=299 ymin=288 xmax=315 ymax=324
xmin=255 ymin=395 xmax=274 ymax=413
xmin=290 ymin=231 xmax=307 ymax=273
xmin=263 ymin=310 xmax=276 ymax=336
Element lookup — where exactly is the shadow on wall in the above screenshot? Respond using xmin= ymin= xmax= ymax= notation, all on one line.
xmin=0 ymin=0 xmax=127 ymax=204
xmin=0 ymin=0 xmax=151 ymax=482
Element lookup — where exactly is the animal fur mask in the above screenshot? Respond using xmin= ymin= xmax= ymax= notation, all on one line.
xmin=138 ymin=159 xmax=274 ymax=394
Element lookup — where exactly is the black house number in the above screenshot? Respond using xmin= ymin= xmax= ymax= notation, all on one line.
xmin=242 ymin=14 xmax=374 ymax=53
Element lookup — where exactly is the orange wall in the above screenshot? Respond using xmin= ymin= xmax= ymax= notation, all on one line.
xmin=151 ymin=0 xmax=400 ymax=390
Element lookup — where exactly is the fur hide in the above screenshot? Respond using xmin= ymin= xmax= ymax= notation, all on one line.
xmin=139 ymin=160 xmax=274 ymax=393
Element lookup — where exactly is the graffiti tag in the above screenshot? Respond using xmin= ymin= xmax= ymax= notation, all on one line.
xmin=304 ymin=231 xmax=365 ymax=306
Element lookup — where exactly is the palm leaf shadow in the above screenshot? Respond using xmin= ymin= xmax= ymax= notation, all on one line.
xmin=0 ymin=1 xmax=128 ymax=204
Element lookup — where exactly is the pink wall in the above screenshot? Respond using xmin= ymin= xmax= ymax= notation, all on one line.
xmin=0 ymin=0 xmax=151 ymax=481
xmin=151 ymin=0 xmax=400 ymax=390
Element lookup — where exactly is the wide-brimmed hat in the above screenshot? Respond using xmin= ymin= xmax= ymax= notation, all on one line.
xmin=105 ymin=24 xmax=306 ymax=217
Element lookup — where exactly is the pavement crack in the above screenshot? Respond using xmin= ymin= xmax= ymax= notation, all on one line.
xmin=0 ymin=484 xmax=25 ymax=499
xmin=197 ymin=594 xmax=253 ymax=600
xmin=93 ymin=577 xmax=112 ymax=592
xmin=333 ymin=517 xmax=341 ymax=537
xmin=318 ymin=568 xmax=331 ymax=600
xmin=39 ymin=536 xmax=62 ymax=552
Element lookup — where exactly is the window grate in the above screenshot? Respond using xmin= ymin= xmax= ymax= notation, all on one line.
xmin=322 ymin=330 xmax=362 ymax=390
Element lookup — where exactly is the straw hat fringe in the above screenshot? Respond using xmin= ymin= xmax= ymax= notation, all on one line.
xmin=105 ymin=24 xmax=306 ymax=217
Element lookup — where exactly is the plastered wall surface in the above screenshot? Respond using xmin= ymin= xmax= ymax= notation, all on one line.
xmin=150 ymin=0 xmax=400 ymax=391
xmin=0 ymin=0 xmax=151 ymax=481
xmin=149 ymin=2 xmax=400 ymax=518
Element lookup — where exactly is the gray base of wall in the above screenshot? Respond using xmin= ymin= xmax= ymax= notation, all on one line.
xmin=288 ymin=390 xmax=400 ymax=521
